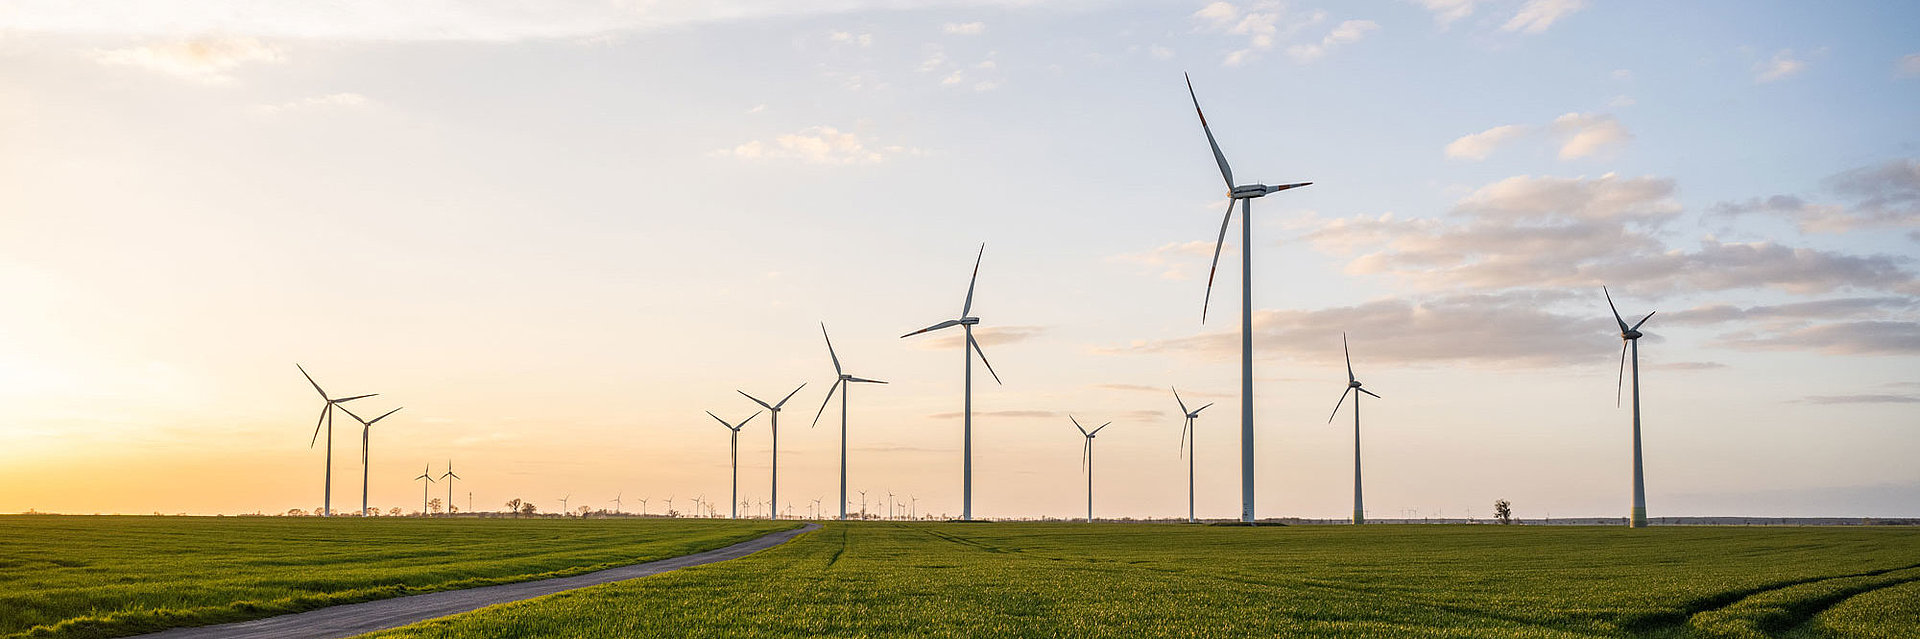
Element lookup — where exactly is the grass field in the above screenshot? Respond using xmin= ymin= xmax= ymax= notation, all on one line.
xmin=0 ymin=515 xmax=794 ymax=639
xmin=361 ymin=522 xmax=1920 ymax=639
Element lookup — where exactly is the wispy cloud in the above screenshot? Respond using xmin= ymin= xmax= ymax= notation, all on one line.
xmin=928 ymin=409 xmax=1056 ymax=420
xmin=1109 ymin=240 xmax=1230 ymax=281
xmin=718 ymin=126 xmax=920 ymax=165
xmin=1552 ymin=112 xmax=1631 ymax=159
xmin=912 ymin=325 xmax=1046 ymax=350
xmin=1194 ymin=1 xmax=1327 ymax=66
xmin=1715 ymin=321 xmax=1920 ymax=356
xmin=250 ymin=92 xmax=370 ymax=115
xmin=1711 ymin=159 xmax=1919 ymax=233
xmin=92 ymin=37 xmax=283 ymax=83
xmin=1445 ymin=124 xmax=1531 ymax=160
xmin=1409 ymin=0 xmax=1479 ymax=27
xmin=942 ymin=21 xmax=985 ymax=35
xmin=1798 ymin=394 xmax=1920 ymax=404
xmin=1501 ymin=0 xmax=1584 ymax=34
xmin=1755 ymin=49 xmax=1807 ymax=83
xmin=1899 ymin=53 xmax=1920 ymax=77
xmin=1287 ymin=19 xmax=1379 ymax=63
xmin=829 ymin=31 xmax=873 ymax=47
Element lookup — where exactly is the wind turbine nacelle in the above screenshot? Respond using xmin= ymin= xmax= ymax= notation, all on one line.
xmin=960 ymin=317 xmax=981 ymax=325
xmin=1230 ymin=185 xmax=1271 ymax=199
xmin=1622 ymin=330 xmax=1643 ymax=340
xmin=1349 ymin=381 xmax=1363 ymax=389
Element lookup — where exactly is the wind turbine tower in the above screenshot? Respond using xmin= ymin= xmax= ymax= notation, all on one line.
xmin=440 ymin=460 xmax=461 ymax=516
xmin=414 ymin=464 xmax=434 ymax=516
xmin=338 ymin=405 xmax=401 ymax=517
xmin=1325 ymin=333 xmax=1381 ymax=525
xmin=1605 ymin=286 xmax=1657 ymax=528
xmin=706 ymin=410 xmax=761 ymax=519
xmin=901 ymin=243 xmax=1003 ymax=521
xmin=296 ymin=364 xmax=376 ymax=517
xmin=1070 ymin=416 xmax=1112 ymax=523
xmin=812 ymin=323 xmax=887 ymax=520
xmin=1173 ymin=388 xmax=1213 ymax=523
xmin=1184 ymin=75 xmax=1312 ymax=523
xmin=739 ymin=383 xmax=805 ymax=519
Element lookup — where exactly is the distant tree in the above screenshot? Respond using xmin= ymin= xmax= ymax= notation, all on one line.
xmin=428 ymin=498 xmax=443 ymax=515
xmin=389 ymin=507 xmax=403 ymax=517
xmin=520 ymin=502 xmax=539 ymax=517
xmin=286 ymin=508 xmax=307 ymax=517
xmin=1494 ymin=499 xmax=1513 ymax=525
xmin=578 ymin=506 xmax=591 ymax=517
xmin=506 ymin=498 xmax=523 ymax=516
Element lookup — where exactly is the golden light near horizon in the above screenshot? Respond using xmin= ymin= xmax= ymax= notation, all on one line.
xmin=0 ymin=0 xmax=1916 ymax=524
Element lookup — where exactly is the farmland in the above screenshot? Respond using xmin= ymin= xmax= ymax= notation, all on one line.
xmin=0 ymin=515 xmax=793 ymax=639
xmin=364 ymin=522 xmax=1920 ymax=638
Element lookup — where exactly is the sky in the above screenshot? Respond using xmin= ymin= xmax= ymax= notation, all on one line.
xmin=1 ymin=0 xmax=1916 ymax=521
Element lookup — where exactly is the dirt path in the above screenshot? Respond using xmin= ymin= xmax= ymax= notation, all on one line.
xmin=133 ymin=523 xmax=820 ymax=639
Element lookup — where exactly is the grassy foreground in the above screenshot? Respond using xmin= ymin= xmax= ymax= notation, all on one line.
xmin=0 ymin=515 xmax=794 ymax=639
xmin=364 ymin=522 xmax=1920 ymax=639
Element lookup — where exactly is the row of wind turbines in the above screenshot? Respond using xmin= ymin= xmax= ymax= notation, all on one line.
xmin=296 ymin=75 xmax=1663 ymax=527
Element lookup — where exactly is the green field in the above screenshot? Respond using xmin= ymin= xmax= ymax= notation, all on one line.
xmin=0 ymin=515 xmax=793 ymax=639
xmin=362 ymin=522 xmax=1920 ymax=639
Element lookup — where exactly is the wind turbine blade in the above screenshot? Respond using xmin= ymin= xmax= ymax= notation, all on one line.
xmin=1632 ymin=311 xmax=1656 ymax=331
xmin=1070 ymin=415 xmax=1087 ymax=436
xmin=1184 ymin=73 xmax=1234 ymax=189
xmin=900 ymin=319 xmax=962 ymax=338
xmin=1202 ymin=199 xmax=1234 ymax=323
xmin=296 ymin=363 xmax=327 ymax=398
xmin=1178 ymin=420 xmax=1189 ymax=458
xmin=1195 ymin=402 xmax=1214 ymax=413
xmin=738 ymin=390 xmax=773 ymax=410
xmin=1172 ymin=386 xmax=1189 ymax=415
xmin=1081 ymin=439 xmax=1090 ymax=472
xmin=369 ymin=407 xmax=402 ymax=424
xmin=1603 ymin=286 xmax=1630 ymax=332
xmin=848 ymin=376 xmax=888 ymax=384
xmin=1343 ymin=332 xmax=1355 ymax=382
xmin=1271 ymin=182 xmax=1313 ymax=192
xmin=708 ymin=411 xmax=733 ymax=429
xmin=968 ymin=335 xmax=1002 ymax=385
xmin=776 ymin=383 xmax=807 ymax=409
xmin=741 ymin=411 xmax=762 ymax=427
xmin=309 ymin=405 xmax=328 ymax=448
xmin=810 ymin=380 xmax=841 ymax=428
xmin=1327 ymin=387 xmax=1352 ymax=424
xmin=1359 ymin=388 xmax=1381 ymax=399
xmin=1616 ymin=340 xmax=1629 ymax=408
xmin=333 ymin=393 xmax=377 ymax=403
xmin=962 ymin=243 xmax=984 ymax=317
xmin=336 ymin=404 xmax=367 ymax=425
xmin=1091 ymin=422 xmax=1111 ymax=436
xmin=821 ymin=323 xmax=842 ymax=376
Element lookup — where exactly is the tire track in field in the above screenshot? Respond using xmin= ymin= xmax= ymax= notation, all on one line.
xmin=1673 ymin=563 xmax=1920 ymax=637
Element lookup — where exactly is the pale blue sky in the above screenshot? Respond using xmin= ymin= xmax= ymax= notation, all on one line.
xmin=1 ymin=0 xmax=1915 ymax=519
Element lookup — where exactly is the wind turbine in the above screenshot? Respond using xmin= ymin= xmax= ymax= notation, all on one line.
xmin=414 ymin=464 xmax=434 ymax=516
xmin=558 ymin=494 xmax=571 ymax=516
xmin=810 ymin=497 xmax=823 ymax=520
xmin=440 ymin=460 xmax=461 ymax=516
xmin=1605 ymin=286 xmax=1657 ymax=528
xmin=812 ymin=323 xmax=887 ymax=520
xmin=1070 ymin=416 xmax=1112 ymax=523
xmin=739 ymin=383 xmax=805 ymax=519
xmin=1326 ymin=333 xmax=1381 ymax=525
xmin=337 ymin=405 xmax=402 ymax=517
xmin=610 ymin=492 xmax=623 ymax=515
xmin=664 ymin=495 xmax=674 ymax=517
xmin=296 ymin=364 xmax=376 ymax=517
xmin=900 ymin=243 xmax=1003 ymax=522
xmin=637 ymin=497 xmax=648 ymax=516
xmin=1172 ymin=388 xmax=1213 ymax=523
xmin=1185 ymin=74 xmax=1312 ymax=523
xmin=706 ymin=410 xmax=761 ymax=519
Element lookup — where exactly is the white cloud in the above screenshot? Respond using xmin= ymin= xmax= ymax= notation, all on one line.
xmin=1501 ymin=0 xmax=1584 ymax=34
xmin=1195 ymin=1 xmax=1327 ymax=66
xmin=718 ymin=126 xmax=919 ymax=165
xmin=1900 ymin=53 xmax=1920 ymax=77
xmin=1445 ymin=124 xmax=1531 ymax=160
xmin=1287 ymin=19 xmax=1378 ymax=62
xmin=251 ymin=92 xmax=371 ymax=115
xmin=1713 ymin=159 xmax=1920 ymax=233
xmin=1755 ymin=49 xmax=1806 ymax=83
xmin=1409 ymin=0 xmax=1478 ymax=27
xmin=1611 ymin=69 xmax=1634 ymax=81
xmin=1551 ymin=112 xmax=1631 ymax=159
xmin=829 ymin=31 xmax=872 ymax=47
xmin=91 ymin=37 xmax=283 ymax=83
xmin=1606 ymin=95 xmax=1636 ymax=108
xmin=1149 ymin=45 xmax=1174 ymax=60
xmin=942 ymin=21 xmax=984 ymax=35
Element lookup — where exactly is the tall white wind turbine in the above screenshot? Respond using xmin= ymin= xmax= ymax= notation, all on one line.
xmin=610 ymin=492 xmax=623 ymax=515
xmin=1069 ymin=416 xmax=1112 ymax=523
xmin=900 ymin=243 xmax=1003 ymax=521
xmin=338 ymin=405 xmax=402 ymax=517
xmin=415 ymin=464 xmax=435 ymax=516
xmin=1605 ymin=286 xmax=1657 ymax=528
xmin=1185 ymin=75 xmax=1312 ymax=523
xmin=706 ymin=409 xmax=761 ymax=519
xmin=1325 ymin=333 xmax=1381 ymax=525
xmin=297 ymin=364 xmax=376 ymax=518
xmin=1172 ymin=388 xmax=1213 ymax=523
xmin=812 ymin=323 xmax=886 ymax=520
xmin=739 ymin=383 xmax=805 ymax=519
xmin=440 ymin=460 xmax=461 ymax=516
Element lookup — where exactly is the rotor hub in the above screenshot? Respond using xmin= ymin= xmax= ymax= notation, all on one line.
xmin=1623 ymin=330 xmax=1642 ymax=340
xmin=960 ymin=317 xmax=980 ymax=325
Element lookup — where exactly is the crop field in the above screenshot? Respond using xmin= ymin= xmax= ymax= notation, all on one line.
xmin=364 ymin=522 xmax=1920 ymax=639
xmin=0 ymin=515 xmax=794 ymax=639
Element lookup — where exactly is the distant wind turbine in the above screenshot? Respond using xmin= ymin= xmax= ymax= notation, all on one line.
xmin=1605 ymin=286 xmax=1657 ymax=528
xmin=440 ymin=460 xmax=461 ymax=516
xmin=706 ymin=409 xmax=761 ymax=519
xmin=664 ymin=495 xmax=674 ymax=517
xmin=637 ymin=497 xmax=648 ymax=516
xmin=900 ymin=243 xmax=1003 ymax=522
xmin=810 ymin=497 xmax=823 ymax=520
xmin=1326 ymin=333 xmax=1381 ymax=525
xmin=1070 ymin=416 xmax=1112 ymax=523
xmin=414 ymin=464 xmax=435 ymax=516
xmin=558 ymin=494 xmax=571 ymax=515
xmin=1185 ymin=74 xmax=1312 ymax=523
xmin=812 ymin=323 xmax=887 ymax=520
xmin=296 ymin=364 xmax=376 ymax=517
xmin=739 ymin=383 xmax=805 ymax=519
xmin=337 ymin=405 xmax=402 ymax=517
xmin=1172 ymin=388 xmax=1213 ymax=523
xmin=610 ymin=492 xmax=623 ymax=515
